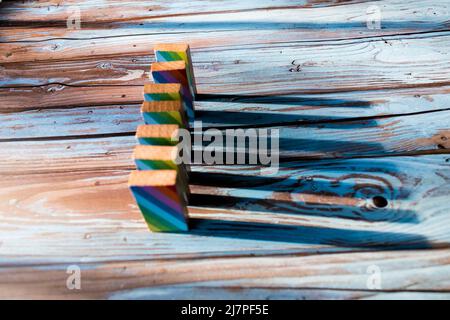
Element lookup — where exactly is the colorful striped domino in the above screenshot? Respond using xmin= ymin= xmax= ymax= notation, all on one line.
xmin=136 ymin=124 xmax=180 ymax=146
xmin=154 ymin=43 xmax=197 ymax=97
xmin=133 ymin=145 xmax=178 ymax=170
xmin=129 ymin=43 xmax=198 ymax=233
xmin=133 ymin=144 xmax=190 ymax=186
xmin=143 ymin=83 xmax=182 ymax=102
xmin=151 ymin=61 xmax=194 ymax=120
xmin=129 ymin=170 xmax=189 ymax=232
xmin=141 ymin=100 xmax=189 ymax=128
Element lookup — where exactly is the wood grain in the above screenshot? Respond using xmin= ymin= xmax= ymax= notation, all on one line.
xmin=2 ymin=33 xmax=450 ymax=91
xmin=0 ymin=155 xmax=449 ymax=267
xmin=1 ymin=0 xmax=450 ymax=299
xmin=2 ymin=0 xmax=428 ymax=27
xmin=1 ymin=1 xmax=447 ymax=41
xmin=0 ymin=0 xmax=413 ymax=26
xmin=1 ymin=34 xmax=449 ymax=117
xmin=0 ymin=248 xmax=449 ymax=299
xmin=1 ymin=85 xmax=450 ymax=135
xmin=1 ymin=110 xmax=449 ymax=161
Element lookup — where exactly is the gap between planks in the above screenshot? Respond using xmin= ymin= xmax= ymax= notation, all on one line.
xmin=2 ymin=30 xmax=450 ymax=65
xmin=1 ymin=26 xmax=448 ymax=45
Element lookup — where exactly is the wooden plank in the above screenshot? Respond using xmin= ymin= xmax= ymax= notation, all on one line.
xmin=2 ymin=32 xmax=450 ymax=89
xmin=0 ymin=56 xmax=150 ymax=87
xmin=1 ymin=35 xmax=449 ymax=110
xmin=1 ymin=86 xmax=449 ymax=137
xmin=1 ymin=0 xmax=449 ymax=299
xmin=0 ymin=85 xmax=143 ymax=111
xmin=0 ymin=154 xmax=449 ymax=265
xmin=0 ymin=104 xmax=140 ymax=139
xmin=0 ymin=248 xmax=449 ymax=299
xmin=2 ymin=23 xmax=450 ymax=71
xmin=1 ymin=110 xmax=449 ymax=160
xmin=0 ymin=1 xmax=447 ymax=41
xmin=108 ymin=288 xmax=450 ymax=300
xmin=0 ymin=1 xmax=398 ymax=26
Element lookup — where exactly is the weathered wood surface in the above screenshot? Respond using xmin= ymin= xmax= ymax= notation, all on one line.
xmin=2 ymin=34 xmax=450 ymax=90
xmin=0 ymin=0 xmax=373 ymax=24
xmin=0 ymin=0 xmax=449 ymax=299
xmin=1 ymin=154 xmax=449 ymax=266
xmin=1 ymin=249 xmax=450 ymax=299
xmin=0 ymin=109 xmax=450 ymax=165
xmin=1 ymin=1 xmax=446 ymax=35
xmin=1 ymin=86 xmax=450 ymax=131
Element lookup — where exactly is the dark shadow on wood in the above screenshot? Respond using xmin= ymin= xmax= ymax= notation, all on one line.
xmin=181 ymin=218 xmax=431 ymax=249
xmin=197 ymin=110 xmax=377 ymax=129
xmin=189 ymin=137 xmax=386 ymax=161
xmin=190 ymin=170 xmax=408 ymax=199
xmin=187 ymin=154 xmax=418 ymax=223
xmin=278 ymin=137 xmax=384 ymax=155
xmin=191 ymin=96 xmax=383 ymax=145
xmin=195 ymin=94 xmax=374 ymax=128
xmin=188 ymin=194 xmax=419 ymax=224
xmin=196 ymin=94 xmax=373 ymax=107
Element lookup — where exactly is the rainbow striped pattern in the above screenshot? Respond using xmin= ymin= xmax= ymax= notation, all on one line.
xmin=154 ymin=43 xmax=197 ymax=97
xmin=131 ymin=185 xmax=188 ymax=232
xmin=133 ymin=145 xmax=179 ymax=171
xmin=134 ymin=159 xmax=178 ymax=170
xmin=143 ymin=83 xmax=182 ymax=102
xmin=151 ymin=61 xmax=195 ymax=120
xmin=142 ymin=110 xmax=183 ymax=126
xmin=135 ymin=124 xmax=179 ymax=146
xmin=129 ymin=171 xmax=189 ymax=232
xmin=138 ymin=137 xmax=177 ymax=146
xmin=129 ymin=43 xmax=196 ymax=233
xmin=133 ymin=145 xmax=190 ymax=185
xmin=141 ymin=101 xmax=188 ymax=128
xmin=143 ymin=91 xmax=181 ymax=102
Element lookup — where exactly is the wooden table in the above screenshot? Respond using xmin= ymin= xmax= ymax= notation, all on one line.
xmin=0 ymin=0 xmax=449 ymax=299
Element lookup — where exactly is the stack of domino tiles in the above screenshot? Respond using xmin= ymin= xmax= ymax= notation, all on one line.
xmin=129 ymin=44 xmax=197 ymax=232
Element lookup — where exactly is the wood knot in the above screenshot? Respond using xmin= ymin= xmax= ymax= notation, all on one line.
xmin=417 ymin=130 xmax=450 ymax=150
xmin=289 ymin=60 xmax=302 ymax=72
xmin=438 ymin=135 xmax=450 ymax=149
xmin=372 ymin=196 xmax=388 ymax=208
xmin=47 ymin=84 xmax=64 ymax=93
xmin=98 ymin=62 xmax=112 ymax=69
